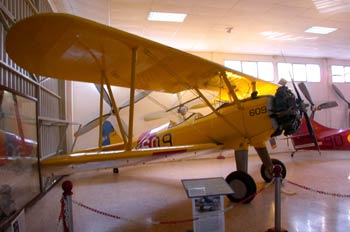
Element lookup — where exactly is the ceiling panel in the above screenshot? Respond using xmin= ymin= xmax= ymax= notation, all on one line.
xmin=50 ymin=0 xmax=350 ymax=60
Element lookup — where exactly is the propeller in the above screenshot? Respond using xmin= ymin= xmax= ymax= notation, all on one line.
xmin=332 ymin=84 xmax=350 ymax=127
xmin=94 ymin=84 xmax=112 ymax=108
xmin=275 ymin=55 xmax=318 ymax=152
xmin=143 ymin=93 xmax=201 ymax=121
xmin=74 ymin=84 xmax=151 ymax=137
xmin=74 ymin=113 xmax=112 ymax=137
xmin=273 ymin=54 xmax=320 ymax=152
xmin=290 ymin=80 xmax=320 ymax=153
xmin=298 ymin=82 xmax=338 ymax=119
xmin=168 ymin=94 xmax=200 ymax=118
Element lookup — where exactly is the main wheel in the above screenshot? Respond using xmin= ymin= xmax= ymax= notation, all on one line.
xmin=225 ymin=171 xmax=257 ymax=203
xmin=113 ymin=168 xmax=119 ymax=173
xmin=260 ymin=159 xmax=286 ymax=182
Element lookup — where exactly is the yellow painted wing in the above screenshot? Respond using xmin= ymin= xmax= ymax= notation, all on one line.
xmin=6 ymin=13 xmax=278 ymax=100
xmin=41 ymin=143 xmax=219 ymax=166
xmin=40 ymin=143 xmax=222 ymax=176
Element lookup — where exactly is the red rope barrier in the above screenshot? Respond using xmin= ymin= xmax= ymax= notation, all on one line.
xmin=157 ymin=218 xmax=199 ymax=225
xmin=72 ymin=199 xmax=196 ymax=224
xmin=234 ymin=178 xmax=275 ymax=207
xmin=72 ymin=200 xmax=125 ymax=220
xmin=287 ymin=180 xmax=350 ymax=198
xmin=70 ymin=181 xmax=274 ymax=225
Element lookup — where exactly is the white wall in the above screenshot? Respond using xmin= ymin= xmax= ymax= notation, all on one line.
xmin=192 ymin=52 xmax=350 ymax=128
xmin=68 ymin=82 xmax=179 ymax=151
xmin=67 ymin=52 xmax=350 ymax=154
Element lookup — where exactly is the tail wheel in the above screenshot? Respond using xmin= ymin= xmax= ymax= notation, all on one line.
xmin=260 ymin=158 xmax=286 ymax=182
xmin=225 ymin=171 xmax=257 ymax=204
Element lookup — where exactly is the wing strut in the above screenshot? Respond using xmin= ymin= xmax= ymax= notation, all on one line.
xmin=101 ymin=70 xmax=128 ymax=147
xmin=194 ymin=88 xmax=244 ymax=136
xmin=77 ymin=40 xmax=129 ymax=148
xmin=194 ymin=88 xmax=217 ymax=113
xmin=98 ymin=73 xmax=104 ymax=148
xmin=221 ymin=72 xmax=241 ymax=107
xmin=127 ymin=47 xmax=138 ymax=150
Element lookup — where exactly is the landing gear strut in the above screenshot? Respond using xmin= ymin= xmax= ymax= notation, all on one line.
xmin=225 ymin=171 xmax=257 ymax=203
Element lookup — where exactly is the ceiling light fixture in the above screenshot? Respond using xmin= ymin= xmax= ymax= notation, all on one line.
xmin=305 ymin=26 xmax=337 ymax=34
xmin=260 ymin=31 xmax=318 ymax=41
xmin=148 ymin=12 xmax=187 ymax=22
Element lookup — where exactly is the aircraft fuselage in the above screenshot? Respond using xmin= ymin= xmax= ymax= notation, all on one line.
xmin=291 ymin=116 xmax=350 ymax=151
xmin=136 ymin=96 xmax=277 ymax=150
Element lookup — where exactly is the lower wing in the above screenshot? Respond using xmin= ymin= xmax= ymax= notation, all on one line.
xmin=40 ymin=143 xmax=222 ymax=176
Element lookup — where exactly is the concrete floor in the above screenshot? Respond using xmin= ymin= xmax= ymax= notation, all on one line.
xmin=25 ymin=150 xmax=350 ymax=232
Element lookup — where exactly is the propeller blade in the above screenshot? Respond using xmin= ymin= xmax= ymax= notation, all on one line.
xmin=298 ymin=82 xmax=314 ymax=106
xmin=74 ymin=113 xmax=112 ymax=137
xmin=310 ymin=110 xmax=315 ymax=120
xmin=332 ymin=84 xmax=350 ymax=107
xmin=290 ymin=80 xmax=320 ymax=152
xmin=291 ymin=80 xmax=301 ymax=101
xmin=176 ymin=92 xmax=183 ymax=105
xmin=119 ymin=90 xmax=152 ymax=110
xmin=291 ymin=80 xmax=303 ymax=119
xmin=146 ymin=95 xmax=202 ymax=121
xmin=303 ymin=112 xmax=320 ymax=153
xmin=189 ymin=99 xmax=220 ymax=109
xmin=144 ymin=111 xmax=172 ymax=121
xmin=166 ymin=96 xmax=201 ymax=112
xmin=317 ymin=101 xmax=338 ymax=110
xmin=95 ymin=84 xmax=112 ymax=107
xmin=312 ymin=101 xmax=338 ymax=119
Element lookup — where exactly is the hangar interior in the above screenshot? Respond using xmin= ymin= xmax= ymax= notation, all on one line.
xmin=0 ymin=0 xmax=350 ymax=231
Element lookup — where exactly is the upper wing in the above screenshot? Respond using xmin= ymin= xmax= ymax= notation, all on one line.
xmin=6 ymin=13 xmax=278 ymax=99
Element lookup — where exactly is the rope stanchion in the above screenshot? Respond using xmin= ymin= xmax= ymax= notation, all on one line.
xmin=267 ymin=165 xmax=288 ymax=232
xmin=56 ymin=198 xmax=65 ymax=232
xmin=61 ymin=180 xmax=74 ymax=232
xmin=286 ymin=180 xmax=350 ymax=198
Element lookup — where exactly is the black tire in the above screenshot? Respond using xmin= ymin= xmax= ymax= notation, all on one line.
xmin=225 ymin=171 xmax=257 ymax=204
xmin=260 ymin=159 xmax=286 ymax=182
xmin=113 ymin=168 xmax=119 ymax=173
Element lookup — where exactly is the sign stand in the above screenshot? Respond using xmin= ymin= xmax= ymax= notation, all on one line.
xmin=182 ymin=177 xmax=234 ymax=232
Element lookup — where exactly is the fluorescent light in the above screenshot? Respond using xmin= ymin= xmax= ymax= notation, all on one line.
xmin=260 ymin=31 xmax=318 ymax=41
xmin=305 ymin=26 xmax=337 ymax=34
xmin=148 ymin=12 xmax=187 ymax=22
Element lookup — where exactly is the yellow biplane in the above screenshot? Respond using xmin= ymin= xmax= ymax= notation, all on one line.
xmin=6 ymin=13 xmax=307 ymax=203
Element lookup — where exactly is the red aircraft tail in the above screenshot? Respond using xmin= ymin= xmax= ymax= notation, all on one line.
xmin=291 ymin=117 xmax=350 ymax=151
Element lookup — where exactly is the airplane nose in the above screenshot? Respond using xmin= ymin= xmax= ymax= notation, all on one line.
xmin=270 ymin=86 xmax=302 ymax=137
